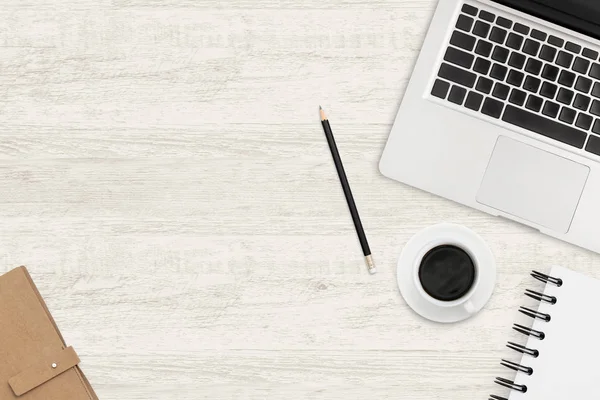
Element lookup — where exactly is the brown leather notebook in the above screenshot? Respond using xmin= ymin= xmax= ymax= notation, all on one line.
xmin=0 ymin=267 xmax=98 ymax=399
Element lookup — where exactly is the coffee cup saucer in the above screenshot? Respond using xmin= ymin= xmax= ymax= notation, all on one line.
xmin=397 ymin=223 xmax=496 ymax=324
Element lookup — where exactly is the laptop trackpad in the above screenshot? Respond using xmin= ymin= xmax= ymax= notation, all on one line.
xmin=477 ymin=136 xmax=589 ymax=233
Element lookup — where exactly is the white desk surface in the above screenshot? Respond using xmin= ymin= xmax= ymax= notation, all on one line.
xmin=2 ymin=0 xmax=600 ymax=398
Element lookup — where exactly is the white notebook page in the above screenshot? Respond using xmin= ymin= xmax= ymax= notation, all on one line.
xmin=510 ymin=266 xmax=600 ymax=399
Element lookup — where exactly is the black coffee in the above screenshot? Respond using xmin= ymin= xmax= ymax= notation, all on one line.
xmin=418 ymin=245 xmax=476 ymax=302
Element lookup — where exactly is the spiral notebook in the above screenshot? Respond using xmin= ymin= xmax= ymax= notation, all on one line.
xmin=490 ymin=266 xmax=599 ymax=399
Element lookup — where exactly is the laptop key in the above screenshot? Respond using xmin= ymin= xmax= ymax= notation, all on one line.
xmin=576 ymin=113 xmax=593 ymax=130
xmin=523 ymin=76 xmax=541 ymax=93
xmin=573 ymin=94 xmax=591 ymax=111
xmin=506 ymin=33 xmax=524 ymax=50
xmin=497 ymin=17 xmax=512 ymax=29
xmin=476 ymin=77 xmax=494 ymax=94
xmin=575 ymin=76 xmax=593 ymax=94
xmin=481 ymin=97 xmax=504 ymax=118
xmin=438 ymin=63 xmax=476 ymax=88
xmin=479 ymin=10 xmax=495 ymax=22
xmin=506 ymin=69 xmax=525 ymax=86
xmin=531 ymin=29 xmax=547 ymax=41
xmin=473 ymin=57 xmax=491 ymax=74
xmin=502 ymin=105 xmax=587 ymax=148
xmin=448 ymin=85 xmax=467 ymax=105
xmin=490 ymin=63 xmax=508 ymax=80
xmin=465 ymin=91 xmax=484 ymax=111
xmin=594 ymin=120 xmax=600 ymax=135
xmin=542 ymin=64 xmax=559 ymax=81
xmin=539 ymin=45 xmax=557 ymax=62
xmin=557 ymin=88 xmax=575 ymax=105
xmin=558 ymin=71 xmax=576 ymax=88
xmin=513 ymin=23 xmax=530 ymax=35
xmin=490 ymin=27 xmax=507 ymax=44
xmin=586 ymin=135 xmax=600 ymax=156
xmin=566 ymin=41 xmax=582 ymax=53
xmin=589 ymin=63 xmax=600 ymax=79
xmin=548 ymin=35 xmax=564 ymax=47
xmin=473 ymin=21 xmax=491 ymax=38
xmin=523 ymin=39 xmax=540 ymax=56
xmin=475 ymin=40 xmax=493 ymax=57
xmin=526 ymin=95 xmax=544 ymax=112
xmin=556 ymin=51 xmax=573 ymax=68
xmin=450 ymin=31 xmax=477 ymax=51
xmin=508 ymin=52 xmax=526 ymax=69
xmin=492 ymin=46 xmax=510 ymax=63
xmin=462 ymin=4 xmax=478 ymax=16
xmin=583 ymin=48 xmax=599 ymax=60
xmin=590 ymin=100 xmax=600 ymax=116
xmin=540 ymin=82 xmax=558 ymax=99
xmin=444 ymin=47 xmax=474 ymax=69
xmin=456 ymin=15 xmax=474 ymax=32
xmin=525 ymin=59 xmax=543 ymax=75
xmin=492 ymin=83 xmax=510 ymax=100
xmin=573 ymin=57 xmax=590 ymax=74
xmin=509 ymin=89 xmax=527 ymax=106
xmin=542 ymin=101 xmax=560 ymax=118
xmin=559 ymin=107 xmax=577 ymax=124
xmin=592 ymin=85 xmax=600 ymax=101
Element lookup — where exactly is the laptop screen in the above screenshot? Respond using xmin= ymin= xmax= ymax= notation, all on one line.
xmin=492 ymin=0 xmax=600 ymax=40
xmin=531 ymin=0 xmax=600 ymax=24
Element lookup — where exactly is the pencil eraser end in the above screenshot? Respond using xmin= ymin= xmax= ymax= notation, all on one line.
xmin=365 ymin=255 xmax=376 ymax=275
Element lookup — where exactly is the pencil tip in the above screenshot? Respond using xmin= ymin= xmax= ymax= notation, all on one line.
xmin=319 ymin=107 xmax=327 ymax=121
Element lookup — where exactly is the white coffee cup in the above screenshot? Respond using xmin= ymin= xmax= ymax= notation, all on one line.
xmin=398 ymin=223 xmax=496 ymax=323
xmin=412 ymin=239 xmax=480 ymax=314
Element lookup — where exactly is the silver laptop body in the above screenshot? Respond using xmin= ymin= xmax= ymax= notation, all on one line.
xmin=380 ymin=0 xmax=600 ymax=253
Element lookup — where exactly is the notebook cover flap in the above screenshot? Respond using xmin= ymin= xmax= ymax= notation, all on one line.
xmin=0 ymin=267 xmax=98 ymax=399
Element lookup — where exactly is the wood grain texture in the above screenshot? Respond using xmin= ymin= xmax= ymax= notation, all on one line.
xmin=1 ymin=0 xmax=599 ymax=398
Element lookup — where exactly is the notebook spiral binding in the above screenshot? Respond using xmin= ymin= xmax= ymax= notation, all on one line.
xmin=489 ymin=270 xmax=562 ymax=400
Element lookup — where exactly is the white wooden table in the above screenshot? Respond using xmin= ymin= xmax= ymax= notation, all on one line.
xmin=2 ymin=1 xmax=600 ymax=398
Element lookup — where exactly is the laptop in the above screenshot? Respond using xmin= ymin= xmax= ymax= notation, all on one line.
xmin=380 ymin=0 xmax=600 ymax=254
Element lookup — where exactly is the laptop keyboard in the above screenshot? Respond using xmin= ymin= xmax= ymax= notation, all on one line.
xmin=431 ymin=3 xmax=600 ymax=157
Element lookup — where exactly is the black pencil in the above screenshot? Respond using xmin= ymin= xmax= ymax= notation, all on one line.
xmin=320 ymin=106 xmax=376 ymax=274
